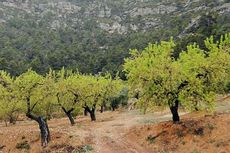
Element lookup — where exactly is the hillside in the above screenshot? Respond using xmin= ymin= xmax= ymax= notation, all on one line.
xmin=0 ymin=0 xmax=230 ymax=75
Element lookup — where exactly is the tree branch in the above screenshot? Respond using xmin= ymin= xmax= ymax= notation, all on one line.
xmin=31 ymin=101 xmax=39 ymax=112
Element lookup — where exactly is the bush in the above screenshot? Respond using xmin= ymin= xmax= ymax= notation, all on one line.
xmin=16 ymin=141 xmax=30 ymax=150
xmin=73 ymin=144 xmax=93 ymax=153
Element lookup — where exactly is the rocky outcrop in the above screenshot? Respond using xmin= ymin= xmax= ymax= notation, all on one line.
xmin=0 ymin=0 xmax=229 ymax=34
xmin=128 ymin=5 xmax=177 ymax=17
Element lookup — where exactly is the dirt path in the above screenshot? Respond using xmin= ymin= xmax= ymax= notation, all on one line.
xmin=90 ymin=111 xmax=152 ymax=153
xmin=73 ymin=95 xmax=230 ymax=153
xmin=0 ymin=109 xmax=177 ymax=153
xmin=82 ymin=110 xmax=188 ymax=153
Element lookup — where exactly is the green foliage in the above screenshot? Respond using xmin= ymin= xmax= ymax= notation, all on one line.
xmin=124 ymin=34 xmax=230 ymax=113
xmin=110 ymin=87 xmax=128 ymax=110
xmin=0 ymin=71 xmax=22 ymax=123
xmin=64 ymin=71 xmax=125 ymax=110
xmin=14 ymin=70 xmax=48 ymax=116
xmin=0 ymin=67 xmax=125 ymax=122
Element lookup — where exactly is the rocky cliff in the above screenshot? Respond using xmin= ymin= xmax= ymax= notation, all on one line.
xmin=0 ymin=0 xmax=229 ymax=34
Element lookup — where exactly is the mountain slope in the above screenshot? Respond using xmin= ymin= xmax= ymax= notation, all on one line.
xmin=0 ymin=0 xmax=229 ymax=76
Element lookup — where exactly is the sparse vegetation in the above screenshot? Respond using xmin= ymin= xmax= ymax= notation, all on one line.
xmin=146 ymin=135 xmax=156 ymax=144
xmin=73 ymin=145 xmax=93 ymax=153
xmin=193 ymin=127 xmax=204 ymax=136
xmin=206 ymin=123 xmax=215 ymax=131
xmin=16 ymin=141 xmax=30 ymax=150
xmin=176 ymin=130 xmax=184 ymax=138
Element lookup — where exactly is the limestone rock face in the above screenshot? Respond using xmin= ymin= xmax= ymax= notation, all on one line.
xmin=0 ymin=0 xmax=229 ymax=34
xmin=129 ymin=5 xmax=177 ymax=17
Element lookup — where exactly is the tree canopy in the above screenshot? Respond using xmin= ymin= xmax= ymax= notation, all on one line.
xmin=123 ymin=34 xmax=230 ymax=122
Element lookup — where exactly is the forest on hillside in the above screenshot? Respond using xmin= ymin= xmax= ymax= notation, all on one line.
xmin=0 ymin=0 xmax=229 ymax=77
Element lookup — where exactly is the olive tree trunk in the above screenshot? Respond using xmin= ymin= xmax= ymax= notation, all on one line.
xmin=84 ymin=104 xmax=96 ymax=121
xmin=26 ymin=96 xmax=50 ymax=147
xmin=61 ymin=107 xmax=75 ymax=126
xmin=26 ymin=113 xmax=50 ymax=147
xmin=89 ymin=110 xmax=96 ymax=121
xmin=169 ymin=100 xmax=180 ymax=123
xmin=100 ymin=101 xmax=106 ymax=113
xmin=84 ymin=108 xmax=88 ymax=116
xmin=67 ymin=113 xmax=75 ymax=125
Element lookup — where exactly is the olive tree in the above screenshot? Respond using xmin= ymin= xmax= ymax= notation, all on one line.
xmin=71 ymin=74 xmax=101 ymax=121
xmin=66 ymin=73 xmax=124 ymax=121
xmin=15 ymin=70 xmax=50 ymax=146
xmin=0 ymin=71 xmax=22 ymax=125
xmin=54 ymin=69 xmax=81 ymax=126
xmin=123 ymin=34 xmax=230 ymax=122
xmin=96 ymin=74 xmax=125 ymax=112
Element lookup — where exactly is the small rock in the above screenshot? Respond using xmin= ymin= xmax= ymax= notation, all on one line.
xmin=194 ymin=127 xmax=204 ymax=135
xmin=0 ymin=144 xmax=6 ymax=150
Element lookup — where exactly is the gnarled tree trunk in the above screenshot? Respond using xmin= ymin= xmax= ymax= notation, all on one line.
xmin=26 ymin=113 xmax=50 ymax=147
xmin=26 ymin=96 xmax=50 ymax=147
xmin=100 ymin=105 xmax=104 ymax=113
xmin=67 ymin=113 xmax=75 ymax=125
xmin=84 ymin=104 xmax=96 ymax=121
xmin=84 ymin=108 xmax=88 ymax=116
xmin=61 ymin=107 xmax=75 ymax=126
xmin=89 ymin=110 xmax=96 ymax=121
xmin=100 ymin=101 xmax=106 ymax=113
xmin=169 ymin=100 xmax=180 ymax=123
xmin=38 ymin=117 xmax=50 ymax=147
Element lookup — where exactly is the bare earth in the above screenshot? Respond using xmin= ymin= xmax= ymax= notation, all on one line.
xmin=0 ymin=95 xmax=230 ymax=153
